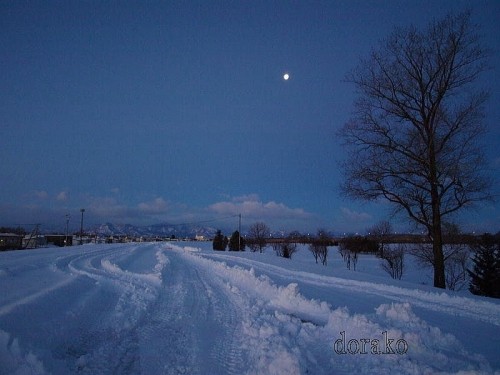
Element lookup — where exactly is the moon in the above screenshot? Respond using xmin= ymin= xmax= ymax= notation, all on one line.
xmin=283 ymin=73 xmax=290 ymax=81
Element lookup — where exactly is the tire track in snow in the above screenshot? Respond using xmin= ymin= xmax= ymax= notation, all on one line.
xmin=0 ymin=276 xmax=76 ymax=317
xmin=53 ymin=244 xmax=168 ymax=373
xmin=197 ymin=271 xmax=244 ymax=375
xmin=177 ymin=249 xmax=331 ymax=375
xmin=138 ymin=249 xmax=245 ymax=374
xmin=0 ymin=246 xmax=111 ymax=318
xmin=138 ymin=275 xmax=198 ymax=374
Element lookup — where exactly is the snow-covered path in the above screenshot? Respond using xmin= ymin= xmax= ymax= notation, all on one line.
xmin=1 ymin=242 xmax=499 ymax=374
xmin=0 ymin=243 xmax=248 ymax=374
xmin=136 ymin=249 xmax=245 ymax=375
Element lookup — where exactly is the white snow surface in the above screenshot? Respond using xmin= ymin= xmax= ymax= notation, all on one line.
xmin=0 ymin=242 xmax=499 ymax=375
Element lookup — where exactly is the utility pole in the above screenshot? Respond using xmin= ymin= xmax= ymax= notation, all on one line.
xmin=80 ymin=208 xmax=85 ymax=245
xmin=238 ymin=213 xmax=241 ymax=250
xmin=65 ymin=214 xmax=70 ymax=246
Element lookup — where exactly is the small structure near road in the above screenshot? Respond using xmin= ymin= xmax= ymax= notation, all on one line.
xmin=0 ymin=233 xmax=23 ymax=251
xmin=45 ymin=235 xmax=73 ymax=247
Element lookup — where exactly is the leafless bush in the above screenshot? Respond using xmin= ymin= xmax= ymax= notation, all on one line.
xmin=352 ymin=252 xmax=358 ymax=271
xmin=368 ymin=220 xmax=392 ymax=258
xmin=338 ymin=246 xmax=348 ymax=262
xmin=309 ymin=243 xmax=328 ymax=266
xmin=309 ymin=230 xmax=329 ymax=265
xmin=339 ymin=237 xmax=370 ymax=270
xmin=274 ymin=241 xmax=298 ymax=259
xmin=380 ymin=245 xmax=405 ymax=280
xmin=272 ymin=242 xmax=281 ymax=255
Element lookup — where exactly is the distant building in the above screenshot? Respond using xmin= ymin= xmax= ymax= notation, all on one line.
xmin=45 ymin=235 xmax=73 ymax=247
xmin=0 ymin=233 xmax=23 ymax=251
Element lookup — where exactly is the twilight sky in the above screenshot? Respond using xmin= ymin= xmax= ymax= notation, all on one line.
xmin=1 ymin=0 xmax=499 ymax=234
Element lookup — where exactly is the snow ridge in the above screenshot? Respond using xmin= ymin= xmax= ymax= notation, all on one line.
xmin=0 ymin=330 xmax=47 ymax=375
xmin=204 ymin=252 xmax=500 ymax=326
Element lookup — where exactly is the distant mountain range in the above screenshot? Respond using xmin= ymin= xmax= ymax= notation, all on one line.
xmin=32 ymin=222 xmax=307 ymax=239
xmin=92 ymin=222 xmax=221 ymax=239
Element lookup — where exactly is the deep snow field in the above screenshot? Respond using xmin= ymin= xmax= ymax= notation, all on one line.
xmin=0 ymin=241 xmax=499 ymax=375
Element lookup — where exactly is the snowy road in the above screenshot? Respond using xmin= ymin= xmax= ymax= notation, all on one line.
xmin=1 ymin=243 xmax=247 ymax=374
xmin=1 ymin=242 xmax=499 ymax=374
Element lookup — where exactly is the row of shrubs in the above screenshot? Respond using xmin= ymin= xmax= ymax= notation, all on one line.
xmin=211 ymin=224 xmax=500 ymax=299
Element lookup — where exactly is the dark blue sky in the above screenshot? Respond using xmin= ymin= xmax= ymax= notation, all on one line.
xmin=1 ymin=1 xmax=499 ymax=234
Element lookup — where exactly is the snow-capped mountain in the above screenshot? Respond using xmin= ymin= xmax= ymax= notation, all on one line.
xmin=93 ymin=222 xmax=219 ymax=239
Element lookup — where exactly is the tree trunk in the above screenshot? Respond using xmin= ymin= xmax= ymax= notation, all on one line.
xmin=430 ymin=167 xmax=446 ymax=288
xmin=432 ymin=215 xmax=446 ymax=289
xmin=430 ymin=139 xmax=446 ymax=289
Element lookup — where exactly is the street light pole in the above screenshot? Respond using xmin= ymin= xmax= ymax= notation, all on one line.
xmin=65 ymin=214 xmax=70 ymax=246
xmin=238 ymin=213 xmax=241 ymax=250
xmin=80 ymin=209 xmax=85 ymax=245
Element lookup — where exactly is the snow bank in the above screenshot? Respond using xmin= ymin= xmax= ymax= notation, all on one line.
xmin=0 ymin=330 xmax=47 ymax=375
xmin=205 ymin=248 xmax=500 ymax=327
xmin=154 ymin=248 xmax=170 ymax=274
xmin=370 ymin=302 xmax=490 ymax=373
xmin=177 ymin=246 xmax=496 ymax=375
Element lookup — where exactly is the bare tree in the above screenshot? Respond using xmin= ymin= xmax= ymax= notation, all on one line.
xmin=309 ymin=242 xmax=320 ymax=264
xmin=380 ymin=245 xmax=405 ymax=280
xmin=247 ymin=222 xmax=271 ymax=253
xmin=368 ymin=221 xmax=392 ymax=258
xmin=309 ymin=229 xmax=330 ymax=266
xmin=339 ymin=11 xmax=491 ymax=288
xmin=272 ymin=242 xmax=282 ymax=256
